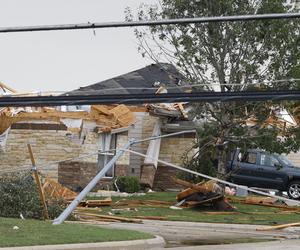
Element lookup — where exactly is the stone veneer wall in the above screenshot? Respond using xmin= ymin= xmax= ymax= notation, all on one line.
xmin=0 ymin=114 xmax=196 ymax=191
xmin=0 ymin=125 xmax=129 ymax=181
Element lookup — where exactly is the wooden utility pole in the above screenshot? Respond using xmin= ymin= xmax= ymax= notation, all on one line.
xmin=27 ymin=144 xmax=49 ymax=220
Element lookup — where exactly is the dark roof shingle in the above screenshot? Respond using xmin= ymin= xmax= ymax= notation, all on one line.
xmin=66 ymin=63 xmax=190 ymax=95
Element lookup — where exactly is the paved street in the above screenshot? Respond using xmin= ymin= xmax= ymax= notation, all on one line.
xmin=98 ymin=220 xmax=300 ymax=248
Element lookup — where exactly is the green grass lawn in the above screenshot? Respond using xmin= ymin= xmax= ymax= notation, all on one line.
xmin=87 ymin=192 xmax=300 ymax=225
xmin=0 ymin=217 xmax=153 ymax=247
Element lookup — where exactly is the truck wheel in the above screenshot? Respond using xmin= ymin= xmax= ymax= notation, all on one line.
xmin=287 ymin=181 xmax=300 ymax=200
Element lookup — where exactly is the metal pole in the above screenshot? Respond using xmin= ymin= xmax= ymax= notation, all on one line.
xmin=52 ymin=141 xmax=132 ymax=225
xmin=0 ymin=13 xmax=300 ymax=33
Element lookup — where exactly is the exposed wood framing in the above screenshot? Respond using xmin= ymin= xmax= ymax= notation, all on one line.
xmin=0 ymin=104 xmax=135 ymax=135
xmin=0 ymin=82 xmax=17 ymax=93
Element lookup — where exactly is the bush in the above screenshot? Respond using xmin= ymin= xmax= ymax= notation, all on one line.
xmin=0 ymin=172 xmax=66 ymax=219
xmin=0 ymin=172 xmax=42 ymax=219
xmin=116 ymin=176 xmax=140 ymax=193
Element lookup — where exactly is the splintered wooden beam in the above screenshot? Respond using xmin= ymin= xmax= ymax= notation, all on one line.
xmin=257 ymin=222 xmax=300 ymax=231
xmin=27 ymin=144 xmax=49 ymax=220
xmin=0 ymin=82 xmax=17 ymax=93
xmin=74 ymin=212 xmax=142 ymax=223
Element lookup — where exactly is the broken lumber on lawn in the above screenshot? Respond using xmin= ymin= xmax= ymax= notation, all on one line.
xmin=132 ymin=216 xmax=167 ymax=220
xmin=173 ymin=177 xmax=235 ymax=211
xmin=74 ymin=198 xmax=113 ymax=207
xmin=245 ymin=196 xmax=277 ymax=205
xmin=256 ymin=222 xmax=300 ymax=231
xmin=74 ymin=212 xmax=142 ymax=223
xmin=113 ymin=199 xmax=172 ymax=208
xmin=227 ymin=196 xmax=300 ymax=211
xmin=85 ymin=198 xmax=112 ymax=207
xmin=43 ymin=178 xmax=77 ymax=201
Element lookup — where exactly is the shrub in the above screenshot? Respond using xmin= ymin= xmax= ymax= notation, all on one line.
xmin=116 ymin=176 xmax=140 ymax=193
xmin=0 ymin=172 xmax=42 ymax=219
xmin=0 ymin=172 xmax=66 ymax=219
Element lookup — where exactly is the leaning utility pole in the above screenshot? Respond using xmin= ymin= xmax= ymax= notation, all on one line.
xmin=27 ymin=144 xmax=49 ymax=220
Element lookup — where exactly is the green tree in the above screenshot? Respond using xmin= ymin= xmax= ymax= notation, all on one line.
xmin=126 ymin=0 xmax=300 ymax=178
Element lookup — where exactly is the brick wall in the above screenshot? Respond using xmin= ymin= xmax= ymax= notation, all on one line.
xmin=153 ymin=165 xmax=183 ymax=190
xmin=58 ymin=161 xmax=129 ymax=191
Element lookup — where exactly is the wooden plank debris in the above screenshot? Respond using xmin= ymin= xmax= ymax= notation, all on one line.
xmin=0 ymin=104 xmax=136 ymax=135
xmin=132 ymin=216 xmax=167 ymax=220
xmin=85 ymin=198 xmax=112 ymax=207
xmin=245 ymin=196 xmax=277 ymax=205
xmin=113 ymin=199 xmax=172 ymax=208
xmin=74 ymin=212 xmax=142 ymax=223
xmin=27 ymin=144 xmax=49 ymax=220
xmin=75 ymin=207 xmax=102 ymax=212
xmin=0 ymin=82 xmax=17 ymax=93
xmin=227 ymin=196 xmax=300 ymax=211
xmin=174 ymin=177 xmax=235 ymax=211
xmin=69 ymin=198 xmax=113 ymax=207
xmin=43 ymin=178 xmax=77 ymax=200
xmin=257 ymin=222 xmax=300 ymax=231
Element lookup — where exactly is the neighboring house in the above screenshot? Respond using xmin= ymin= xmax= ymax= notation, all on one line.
xmin=0 ymin=63 xmax=197 ymax=191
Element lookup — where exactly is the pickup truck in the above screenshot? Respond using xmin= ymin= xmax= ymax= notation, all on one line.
xmin=227 ymin=149 xmax=300 ymax=199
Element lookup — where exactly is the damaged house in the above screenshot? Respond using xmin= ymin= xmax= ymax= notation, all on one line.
xmin=0 ymin=64 xmax=197 ymax=191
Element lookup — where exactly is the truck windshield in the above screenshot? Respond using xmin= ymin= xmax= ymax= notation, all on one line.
xmin=275 ymin=154 xmax=294 ymax=166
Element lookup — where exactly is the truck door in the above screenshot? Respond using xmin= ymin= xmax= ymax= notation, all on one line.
xmin=230 ymin=151 xmax=259 ymax=187
xmin=253 ymin=152 xmax=286 ymax=190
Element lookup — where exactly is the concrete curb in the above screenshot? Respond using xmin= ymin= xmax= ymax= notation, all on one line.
xmin=0 ymin=235 xmax=165 ymax=250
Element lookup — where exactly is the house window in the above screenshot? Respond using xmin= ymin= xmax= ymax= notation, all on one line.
xmin=98 ymin=133 xmax=116 ymax=178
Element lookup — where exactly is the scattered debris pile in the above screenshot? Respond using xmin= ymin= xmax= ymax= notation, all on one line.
xmin=173 ymin=178 xmax=235 ymax=211
xmin=43 ymin=178 xmax=77 ymax=201
xmin=76 ymin=198 xmax=113 ymax=207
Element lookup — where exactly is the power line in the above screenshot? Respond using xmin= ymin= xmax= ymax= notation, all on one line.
xmin=1 ymin=90 xmax=300 ymax=107
xmin=1 ymin=13 xmax=300 ymax=33
xmin=3 ymin=78 xmax=299 ymax=97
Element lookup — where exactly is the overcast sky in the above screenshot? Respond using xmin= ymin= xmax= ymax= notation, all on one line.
xmin=0 ymin=0 xmax=157 ymax=93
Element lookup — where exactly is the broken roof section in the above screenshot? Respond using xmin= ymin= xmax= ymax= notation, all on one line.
xmin=0 ymin=63 xmax=191 ymax=142
xmin=66 ymin=63 xmax=191 ymax=120
xmin=65 ymin=63 xmax=191 ymax=96
xmin=0 ymin=105 xmax=135 ymax=136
